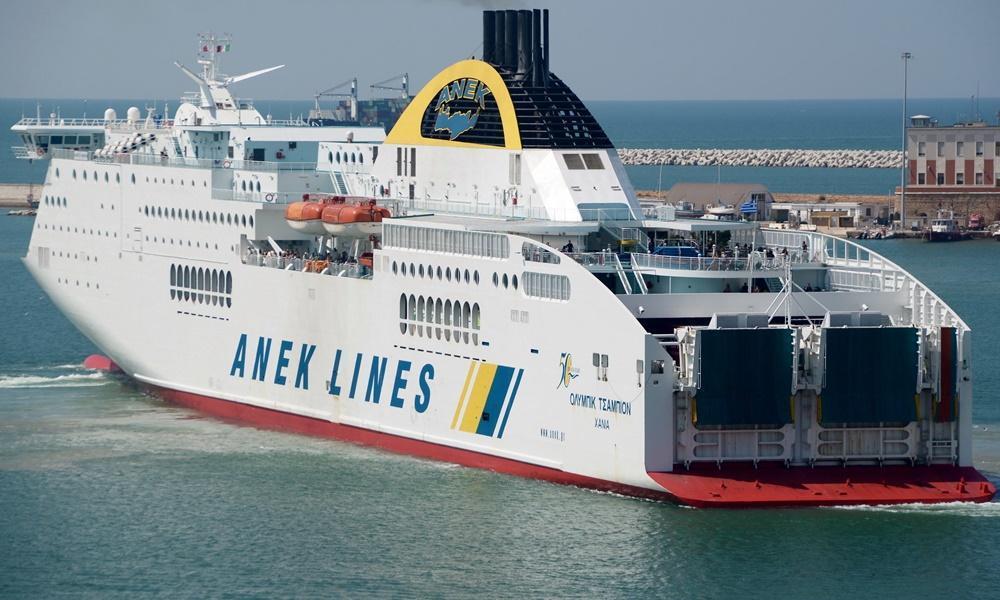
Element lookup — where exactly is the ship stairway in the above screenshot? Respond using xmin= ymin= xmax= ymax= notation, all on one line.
xmin=764 ymin=277 xmax=784 ymax=292
xmin=330 ymin=170 xmax=350 ymax=195
xmin=631 ymin=266 xmax=648 ymax=294
xmin=612 ymin=253 xmax=633 ymax=294
xmin=172 ymin=138 xmax=183 ymax=158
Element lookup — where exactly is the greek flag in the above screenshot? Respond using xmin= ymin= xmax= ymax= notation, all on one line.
xmin=739 ymin=198 xmax=758 ymax=214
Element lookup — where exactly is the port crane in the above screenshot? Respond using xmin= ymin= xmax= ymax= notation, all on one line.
xmin=313 ymin=78 xmax=358 ymax=121
xmin=370 ymin=73 xmax=410 ymax=99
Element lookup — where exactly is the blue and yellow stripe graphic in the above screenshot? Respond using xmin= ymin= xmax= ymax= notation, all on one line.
xmin=451 ymin=362 xmax=523 ymax=439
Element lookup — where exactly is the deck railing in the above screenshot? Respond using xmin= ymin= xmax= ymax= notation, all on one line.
xmin=762 ymin=228 xmax=967 ymax=331
xmin=51 ymin=148 xmax=315 ymax=173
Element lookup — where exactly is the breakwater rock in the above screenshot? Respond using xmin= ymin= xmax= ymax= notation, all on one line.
xmin=617 ymin=148 xmax=902 ymax=169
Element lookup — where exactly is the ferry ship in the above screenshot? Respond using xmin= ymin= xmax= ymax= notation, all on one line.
xmin=19 ymin=10 xmax=995 ymax=507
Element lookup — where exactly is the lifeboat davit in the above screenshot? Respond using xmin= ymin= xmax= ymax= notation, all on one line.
xmin=321 ymin=199 xmax=391 ymax=237
xmin=284 ymin=199 xmax=327 ymax=235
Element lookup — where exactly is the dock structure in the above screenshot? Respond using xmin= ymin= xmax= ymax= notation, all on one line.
xmin=618 ymin=148 xmax=901 ymax=169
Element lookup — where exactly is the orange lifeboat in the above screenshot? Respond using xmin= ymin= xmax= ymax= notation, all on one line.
xmin=284 ymin=198 xmax=328 ymax=235
xmin=321 ymin=199 xmax=391 ymax=237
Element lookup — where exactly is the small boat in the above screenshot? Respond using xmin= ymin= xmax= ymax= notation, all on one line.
xmin=321 ymin=198 xmax=390 ymax=237
xmin=702 ymin=205 xmax=737 ymax=221
xmin=284 ymin=197 xmax=328 ymax=235
xmin=925 ymin=209 xmax=966 ymax=242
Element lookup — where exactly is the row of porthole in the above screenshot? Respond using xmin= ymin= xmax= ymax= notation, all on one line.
xmin=43 ymin=196 xmax=68 ymax=207
xmin=492 ymin=272 xmax=519 ymax=291
xmin=144 ymin=175 xmax=205 ymax=187
xmin=147 ymin=235 xmax=220 ymax=250
xmin=392 ymin=260 xmax=479 ymax=285
xmin=399 ymin=294 xmax=481 ymax=345
xmin=170 ymin=264 xmax=233 ymax=307
xmin=328 ymin=150 xmax=364 ymax=165
xmin=56 ymin=277 xmax=100 ymax=290
xmin=143 ymin=205 xmax=253 ymax=228
xmin=239 ymin=180 xmax=262 ymax=193
xmin=52 ymin=249 xmax=99 ymax=263
xmin=39 ymin=223 xmax=117 ymax=239
xmin=58 ymin=168 xmax=121 ymax=184
xmin=53 ymin=166 xmax=207 ymax=189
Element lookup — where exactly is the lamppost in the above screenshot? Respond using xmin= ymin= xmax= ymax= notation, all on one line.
xmin=900 ymin=51 xmax=911 ymax=230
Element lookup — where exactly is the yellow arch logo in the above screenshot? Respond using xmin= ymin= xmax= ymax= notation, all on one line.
xmin=385 ymin=59 xmax=522 ymax=150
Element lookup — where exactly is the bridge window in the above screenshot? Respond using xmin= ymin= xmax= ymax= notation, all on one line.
xmin=562 ymin=154 xmax=585 ymax=170
xmin=581 ymin=153 xmax=604 ymax=169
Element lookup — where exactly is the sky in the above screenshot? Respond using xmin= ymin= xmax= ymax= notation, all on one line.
xmin=0 ymin=0 xmax=997 ymax=102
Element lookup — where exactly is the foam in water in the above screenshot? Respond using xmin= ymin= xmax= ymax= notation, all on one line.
xmin=0 ymin=372 xmax=108 ymax=388
xmin=830 ymin=501 xmax=1000 ymax=517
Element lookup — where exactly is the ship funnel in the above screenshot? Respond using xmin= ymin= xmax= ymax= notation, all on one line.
xmin=482 ymin=8 xmax=549 ymax=86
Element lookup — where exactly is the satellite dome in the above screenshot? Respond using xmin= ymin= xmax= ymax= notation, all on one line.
xmin=126 ymin=106 xmax=141 ymax=123
xmin=104 ymin=108 xmax=117 ymax=121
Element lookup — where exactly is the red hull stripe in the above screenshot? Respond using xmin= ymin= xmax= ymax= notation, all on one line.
xmin=649 ymin=463 xmax=996 ymax=508
xmin=145 ymin=382 xmax=996 ymax=508
xmin=150 ymin=384 xmax=674 ymax=502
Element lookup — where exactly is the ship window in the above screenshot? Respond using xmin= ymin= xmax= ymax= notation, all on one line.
xmin=512 ymin=275 xmax=518 ymax=290
xmin=55 ymin=168 xmax=60 ymax=178
xmin=82 ymin=171 xmax=87 ymax=181
xmin=116 ymin=173 xmax=120 ymax=183
xmin=65 ymin=136 xmax=77 ymax=145
xmin=249 ymin=216 xmax=254 ymax=227
xmin=502 ymin=273 xmax=509 ymax=288
xmin=78 ymin=135 xmax=91 ymax=145
xmin=464 ymin=269 xmax=470 ymax=283
xmin=51 ymin=136 xmax=63 ymax=144
xmin=359 ymin=153 xmax=363 ymax=164
xmin=436 ymin=266 xmax=442 ymax=279
xmin=452 ymin=302 xmax=461 ymax=341
xmin=492 ymin=272 xmax=499 ymax=287
xmin=473 ymin=271 xmax=480 ymax=285
xmin=408 ymin=295 xmax=416 ymax=335
xmin=226 ymin=271 xmax=232 ymax=294
xmin=462 ymin=302 xmax=471 ymax=344
xmin=241 ymin=215 xmax=247 ymax=227
xmin=170 ymin=264 xmax=176 ymax=286
xmin=130 ymin=173 xmax=135 ymax=184
xmin=409 ymin=263 xmax=415 ymax=277
xmin=582 ymin=153 xmax=604 ymax=169
xmin=419 ymin=264 xmax=425 ymax=278
xmin=562 ymin=154 xmax=585 ymax=170
xmin=336 ymin=152 xmax=341 ymax=163
xmin=104 ymin=172 xmax=109 ymax=182
xmin=392 ymin=261 xmax=398 ymax=275
xmin=328 ymin=151 xmax=333 ymax=163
